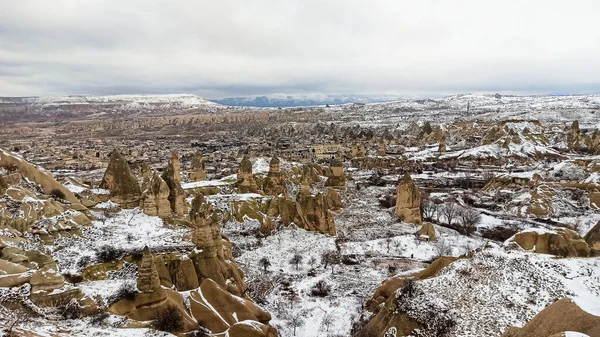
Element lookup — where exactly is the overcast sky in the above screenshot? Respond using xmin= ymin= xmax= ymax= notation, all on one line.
xmin=1 ymin=0 xmax=600 ymax=98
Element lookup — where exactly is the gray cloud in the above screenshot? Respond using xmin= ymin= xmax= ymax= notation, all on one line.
xmin=1 ymin=0 xmax=600 ymax=98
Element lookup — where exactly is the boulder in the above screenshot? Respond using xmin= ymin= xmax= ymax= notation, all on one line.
xmin=502 ymin=298 xmax=600 ymax=337
xmin=395 ymin=173 xmax=422 ymax=225
xmin=416 ymin=222 xmax=437 ymax=241
xmin=99 ymin=149 xmax=142 ymax=208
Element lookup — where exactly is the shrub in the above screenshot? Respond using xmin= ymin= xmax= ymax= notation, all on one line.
xmin=89 ymin=312 xmax=110 ymax=326
xmin=153 ymin=305 xmax=184 ymax=333
xmin=60 ymin=299 xmax=82 ymax=319
xmin=96 ymin=245 xmax=121 ymax=262
xmin=108 ymin=282 xmax=138 ymax=305
xmin=50 ymin=188 xmax=66 ymax=200
xmin=76 ymin=255 xmax=92 ymax=269
xmin=311 ymin=280 xmax=332 ymax=297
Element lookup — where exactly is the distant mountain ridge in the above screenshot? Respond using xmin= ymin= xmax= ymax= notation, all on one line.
xmin=211 ymin=94 xmax=405 ymax=107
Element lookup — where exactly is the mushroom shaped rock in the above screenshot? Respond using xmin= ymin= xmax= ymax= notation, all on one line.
xmin=236 ymin=155 xmax=259 ymax=193
xmin=395 ymin=173 xmax=422 ymax=225
xmin=262 ymin=156 xmax=285 ymax=196
xmin=190 ymin=279 xmax=273 ymax=334
xmin=99 ymin=149 xmax=142 ymax=208
xmin=0 ymin=148 xmax=78 ymax=203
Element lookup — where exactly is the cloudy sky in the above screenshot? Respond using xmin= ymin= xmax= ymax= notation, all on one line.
xmin=1 ymin=0 xmax=600 ymax=98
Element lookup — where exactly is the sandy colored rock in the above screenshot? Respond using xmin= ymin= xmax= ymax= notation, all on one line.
xmin=295 ymin=188 xmax=337 ymax=236
xmin=502 ymin=298 xmax=600 ymax=337
xmin=0 ymin=148 xmax=78 ymax=203
xmin=30 ymin=266 xmax=65 ymax=292
xmin=584 ymin=220 xmax=600 ymax=253
xmin=189 ymin=278 xmax=272 ymax=334
xmin=0 ymin=174 xmax=7 ymax=194
xmin=236 ymin=154 xmax=259 ymax=193
xmin=99 ymin=149 xmax=141 ymax=208
xmin=395 ymin=173 xmax=422 ymax=225
xmin=0 ymin=259 xmax=32 ymax=287
xmin=137 ymin=246 xmax=162 ymax=293
xmin=142 ymin=172 xmax=171 ymax=217
xmin=190 ymin=150 xmax=207 ymax=181
xmin=324 ymin=159 xmax=346 ymax=190
xmin=416 ymin=222 xmax=437 ymax=241
xmin=510 ymin=228 xmax=591 ymax=257
xmin=161 ymin=153 xmax=187 ymax=216
xmin=262 ymin=156 xmax=285 ymax=196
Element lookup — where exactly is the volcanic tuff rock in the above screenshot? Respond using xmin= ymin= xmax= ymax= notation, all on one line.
xmin=502 ymin=298 xmax=600 ymax=337
xmin=0 ymin=148 xmax=78 ymax=203
xmin=137 ymin=246 xmax=161 ymax=293
xmin=236 ymin=154 xmax=259 ymax=193
xmin=262 ymin=156 xmax=285 ymax=196
xmin=295 ymin=186 xmax=337 ymax=236
xmin=189 ymin=150 xmax=207 ymax=181
xmin=395 ymin=173 xmax=422 ymax=225
xmin=509 ymin=228 xmax=591 ymax=257
xmin=161 ymin=153 xmax=186 ymax=216
xmin=416 ymin=222 xmax=437 ymax=241
xmin=324 ymin=159 xmax=346 ymax=190
xmin=189 ymin=195 xmax=247 ymax=296
xmin=584 ymin=220 xmax=600 ymax=253
xmin=141 ymin=172 xmax=171 ymax=217
xmin=99 ymin=149 xmax=142 ymax=208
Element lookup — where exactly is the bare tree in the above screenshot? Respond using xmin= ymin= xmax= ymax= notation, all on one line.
xmin=321 ymin=251 xmax=341 ymax=275
xmin=289 ymin=315 xmax=305 ymax=336
xmin=308 ymin=256 xmax=317 ymax=269
xmin=422 ymin=199 xmax=437 ymax=222
xmin=458 ymin=207 xmax=481 ymax=236
xmin=258 ymin=257 xmax=271 ymax=274
xmin=385 ymin=237 xmax=392 ymax=253
xmin=442 ymin=202 xmax=459 ymax=226
xmin=321 ymin=313 xmax=334 ymax=332
xmin=289 ymin=254 xmax=303 ymax=270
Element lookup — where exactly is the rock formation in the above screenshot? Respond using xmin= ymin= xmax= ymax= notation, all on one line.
xmin=0 ymin=148 xmax=78 ymax=203
xmin=395 ymin=173 xmax=422 ymax=225
xmin=99 ymin=149 xmax=142 ymax=208
xmin=416 ymin=222 xmax=437 ymax=241
xmin=161 ymin=153 xmax=186 ymax=216
xmin=584 ymin=220 xmax=600 ymax=254
xmin=262 ymin=156 xmax=285 ymax=195
xmin=236 ymin=154 xmax=259 ymax=193
xmin=141 ymin=172 xmax=171 ymax=217
xmin=324 ymin=159 xmax=346 ymax=190
xmin=509 ymin=228 xmax=590 ymax=257
xmin=139 ymin=162 xmax=153 ymax=191
xmin=189 ymin=195 xmax=247 ymax=296
xmin=189 ymin=150 xmax=207 ymax=181
xmin=295 ymin=169 xmax=337 ymax=235
xmin=502 ymin=298 xmax=600 ymax=337
xmin=137 ymin=246 xmax=161 ymax=293
xmin=376 ymin=141 xmax=387 ymax=156
xmin=0 ymin=174 xmax=7 ymax=195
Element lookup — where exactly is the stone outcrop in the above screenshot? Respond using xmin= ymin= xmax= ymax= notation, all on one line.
xmin=137 ymin=246 xmax=161 ymax=293
xmin=139 ymin=162 xmax=153 ymax=191
xmin=395 ymin=173 xmax=422 ymax=225
xmin=141 ymin=172 xmax=171 ymax=217
xmin=502 ymin=298 xmax=600 ymax=337
xmin=161 ymin=153 xmax=186 ymax=216
xmin=0 ymin=174 xmax=7 ymax=195
xmin=509 ymin=228 xmax=591 ymax=257
xmin=236 ymin=155 xmax=259 ymax=193
xmin=584 ymin=220 xmax=600 ymax=254
xmin=416 ymin=222 xmax=437 ymax=241
xmin=99 ymin=149 xmax=142 ymax=208
xmin=189 ymin=195 xmax=247 ymax=296
xmin=189 ymin=279 xmax=276 ymax=336
xmin=0 ymin=259 xmax=32 ymax=287
xmin=324 ymin=159 xmax=346 ymax=190
xmin=295 ymin=178 xmax=336 ymax=235
xmin=0 ymin=148 xmax=78 ymax=203
xmin=190 ymin=150 xmax=207 ymax=181
xmin=262 ymin=156 xmax=285 ymax=196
